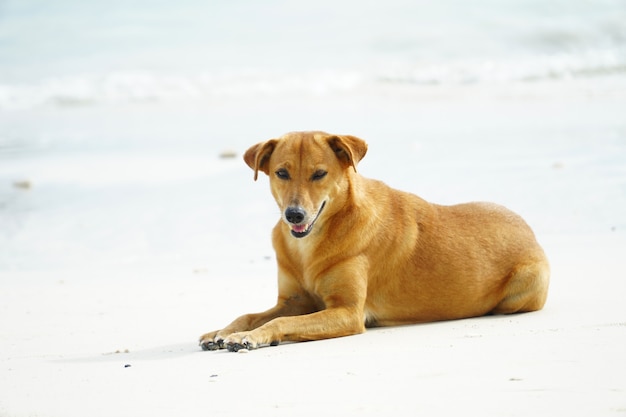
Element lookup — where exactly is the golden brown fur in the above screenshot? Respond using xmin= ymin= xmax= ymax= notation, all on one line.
xmin=199 ymin=131 xmax=549 ymax=351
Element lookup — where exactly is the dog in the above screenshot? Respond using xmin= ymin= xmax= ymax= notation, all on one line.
xmin=199 ymin=131 xmax=550 ymax=352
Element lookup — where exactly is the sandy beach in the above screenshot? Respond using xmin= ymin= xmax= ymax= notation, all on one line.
xmin=2 ymin=78 xmax=626 ymax=416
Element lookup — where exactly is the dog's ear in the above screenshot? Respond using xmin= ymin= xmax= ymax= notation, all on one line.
xmin=327 ymin=135 xmax=368 ymax=172
xmin=244 ymin=140 xmax=278 ymax=181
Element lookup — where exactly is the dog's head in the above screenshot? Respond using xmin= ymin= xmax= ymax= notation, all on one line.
xmin=244 ymin=131 xmax=368 ymax=239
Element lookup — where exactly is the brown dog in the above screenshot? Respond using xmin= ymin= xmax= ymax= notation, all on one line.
xmin=199 ymin=131 xmax=549 ymax=352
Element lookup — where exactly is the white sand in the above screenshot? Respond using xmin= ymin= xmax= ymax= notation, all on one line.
xmin=1 ymin=79 xmax=626 ymax=416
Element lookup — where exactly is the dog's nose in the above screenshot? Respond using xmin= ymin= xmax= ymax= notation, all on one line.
xmin=285 ymin=207 xmax=306 ymax=224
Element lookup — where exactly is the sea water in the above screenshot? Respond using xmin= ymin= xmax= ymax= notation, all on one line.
xmin=0 ymin=0 xmax=625 ymax=270
xmin=1 ymin=0 xmax=625 ymax=108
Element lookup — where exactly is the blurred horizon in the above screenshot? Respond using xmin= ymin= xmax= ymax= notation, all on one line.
xmin=1 ymin=0 xmax=625 ymax=110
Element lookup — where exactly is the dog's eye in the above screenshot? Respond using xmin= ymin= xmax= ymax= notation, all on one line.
xmin=311 ymin=170 xmax=327 ymax=181
xmin=275 ymin=169 xmax=290 ymax=180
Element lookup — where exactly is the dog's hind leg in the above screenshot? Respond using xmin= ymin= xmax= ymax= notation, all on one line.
xmin=491 ymin=259 xmax=550 ymax=314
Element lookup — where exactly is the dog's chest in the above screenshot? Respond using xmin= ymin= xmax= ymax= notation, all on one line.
xmin=276 ymin=226 xmax=338 ymax=295
xmin=285 ymin=235 xmax=316 ymax=264
xmin=285 ymin=242 xmax=323 ymax=290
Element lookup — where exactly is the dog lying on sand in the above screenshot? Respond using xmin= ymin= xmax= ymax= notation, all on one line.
xmin=199 ymin=131 xmax=550 ymax=352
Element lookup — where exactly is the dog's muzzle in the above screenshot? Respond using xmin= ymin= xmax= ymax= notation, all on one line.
xmin=284 ymin=201 xmax=326 ymax=238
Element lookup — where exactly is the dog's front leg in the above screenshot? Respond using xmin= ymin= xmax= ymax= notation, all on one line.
xmin=199 ymin=305 xmax=285 ymax=351
xmin=222 ymin=264 xmax=369 ymax=351
xmin=199 ymin=290 xmax=320 ymax=351
xmin=222 ymin=306 xmax=366 ymax=351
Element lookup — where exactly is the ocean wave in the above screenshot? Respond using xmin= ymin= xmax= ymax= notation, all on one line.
xmin=1 ymin=49 xmax=624 ymax=109
xmin=0 ymin=71 xmax=364 ymax=109
xmin=377 ymin=49 xmax=626 ymax=85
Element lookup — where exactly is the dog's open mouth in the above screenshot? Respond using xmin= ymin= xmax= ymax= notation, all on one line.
xmin=291 ymin=201 xmax=326 ymax=239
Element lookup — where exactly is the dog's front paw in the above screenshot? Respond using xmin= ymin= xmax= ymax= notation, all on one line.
xmin=200 ymin=338 xmax=225 ymax=351
xmin=223 ymin=332 xmax=264 ymax=352
xmin=199 ymin=332 xmax=225 ymax=351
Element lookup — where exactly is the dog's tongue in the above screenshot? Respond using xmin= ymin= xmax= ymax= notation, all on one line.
xmin=292 ymin=224 xmax=309 ymax=233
